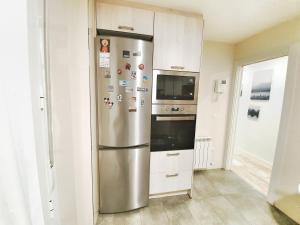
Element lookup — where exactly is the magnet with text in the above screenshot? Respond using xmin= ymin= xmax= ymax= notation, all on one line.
xmin=138 ymin=64 xmax=145 ymax=70
xmin=123 ymin=50 xmax=130 ymax=58
xmin=104 ymin=70 xmax=111 ymax=78
xmin=128 ymin=106 xmax=137 ymax=112
xmin=133 ymin=51 xmax=141 ymax=57
xmin=119 ymin=80 xmax=129 ymax=87
xmin=137 ymin=87 xmax=149 ymax=92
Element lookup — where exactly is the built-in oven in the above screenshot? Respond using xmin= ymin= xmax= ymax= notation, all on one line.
xmin=152 ymin=70 xmax=199 ymax=105
xmin=151 ymin=105 xmax=197 ymax=152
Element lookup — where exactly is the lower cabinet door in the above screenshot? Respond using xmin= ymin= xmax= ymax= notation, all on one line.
xmin=149 ymin=170 xmax=192 ymax=195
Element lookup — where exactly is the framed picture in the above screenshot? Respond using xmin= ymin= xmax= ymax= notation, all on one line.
xmin=247 ymin=105 xmax=260 ymax=120
xmin=250 ymin=69 xmax=273 ymax=101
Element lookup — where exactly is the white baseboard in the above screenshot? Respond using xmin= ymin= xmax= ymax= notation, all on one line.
xmin=236 ymin=150 xmax=273 ymax=169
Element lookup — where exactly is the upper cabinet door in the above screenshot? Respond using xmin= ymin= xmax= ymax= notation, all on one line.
xmin=154 ymin=12 xmax=203 ymax=72
xmin=97 ymin=3 xmax=154 ymax=36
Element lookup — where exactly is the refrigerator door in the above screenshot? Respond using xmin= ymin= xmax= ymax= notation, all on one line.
xmin=99 ymin=146 xmax=150 ymax=213
xmin=96 ymin=36 xmax=153 ymax=147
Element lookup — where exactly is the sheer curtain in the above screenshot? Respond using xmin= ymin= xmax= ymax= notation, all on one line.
xmin=0 ymin=0 xmax=46 ymax=225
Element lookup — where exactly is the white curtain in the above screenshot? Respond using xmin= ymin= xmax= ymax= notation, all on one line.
xmin=0 ymin=0 xmax=46 ymax=225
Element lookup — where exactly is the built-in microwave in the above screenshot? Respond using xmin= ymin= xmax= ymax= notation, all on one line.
xmin=152 ymin=70 xmax=199 ymax=105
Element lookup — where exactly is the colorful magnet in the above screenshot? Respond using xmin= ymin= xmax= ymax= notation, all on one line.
xmin=123 ymin=50 xmax=130 ymax=58
xmin=133 ymin=51 xmax=141 ymax=57
xmin=137 ymin=87 xmax=149 ymax=92
xmin=130 ymin=71 xmax=137 ymax=79
xmin=119 ymin=80 xmax=129 ymax=87
xmin=125 ymin=63 xmax=131 ymax=71
xmin=100 ymin=39 xmax=110 ymax=53
xmin=143 ymin=74 xmax=150 ymax=81
xmin=117 ymin=69 xmax=122 ymax=75
xmin=138 ymin=64 xmax=145 ymax=70
xmin=117 ymin=94 xmax=123 ymax=102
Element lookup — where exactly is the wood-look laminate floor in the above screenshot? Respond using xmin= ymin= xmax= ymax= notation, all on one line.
xmin=97 ymin=170 xmax=297 ymax=225
xmin=232 ymin=153 xmax=272 ymax=196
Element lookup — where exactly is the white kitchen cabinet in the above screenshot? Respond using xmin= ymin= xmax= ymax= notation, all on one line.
xmin=150 ymin=150 xmax=194 ymax=195
xmin=96 ymin=3 xmax=154 ymax=36
xmin=153 ymin=12 xmax=203 ymax=72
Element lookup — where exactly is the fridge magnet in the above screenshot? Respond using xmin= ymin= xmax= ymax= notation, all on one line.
xmin=130 ymin=71 xmax=137 ymax=79
xmin=125 ymin=87 xmax=133 ymax=93
xmin=143 ymin=74 xmax=150 ymax=82
xmin=140 ymin=99 xmax=145 ymax=107
xmin=104 ymin=70 xmax=111 ymax=78
xmin=119 ymin=80 xmax=129 ymax=87
xmin=107 ymin=85 xmax=114 ymax=92
xmin=131 ymin=96 xmax=137 ymax=102
xmin=116 ymin=94 xmax=123 ymax=102
xmin=138 ymin=64 xmax=145 ymax=70
xmin=123 ymin=50 xmax=130 ymax=58
xmin=133 ymin=51 xmax=141 ymax=57
xmin=247 ymin=105 xmax=260 ymax=120
xmin=128 ymin=106 xmax=137 ymax=112
xmin=250 ymin=69 xmax=273 ymax=101
xmin=117 ymin=69 xmax=122 ymax=75
xmin=125 ymin=63 xmax=131 ymax=71
xmin=100 ymin=39 xmax=110 ymax=53
xmin=108 ymin=102 xmax=114 ymax=108
xmin=137 ymin=87 xmax=148 ymax=92
xmin=99 ymin=52 xmax=110 ymax=68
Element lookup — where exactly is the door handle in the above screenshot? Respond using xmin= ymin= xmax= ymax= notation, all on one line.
xmin=167 ymin=153 xmax=180 ymax=156
xmin=166 ymin=173 xmax=179 ymax=178
xmin=118 ymin=25 xmax=134 ymax=31
xmin=156 ymin=116 xmax=195 ymax=121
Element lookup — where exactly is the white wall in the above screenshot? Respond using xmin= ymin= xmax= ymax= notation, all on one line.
xmin=235 ymin=57 xmax=288 ymax=164
xmin=47 ymin=0 xmax=94 ymax=224
xmin=196 ymin=41 xmax=234 ymax=169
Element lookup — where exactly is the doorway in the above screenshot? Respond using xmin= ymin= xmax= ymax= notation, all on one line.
xmin=231 ymin=56 xmax=288 ymax=195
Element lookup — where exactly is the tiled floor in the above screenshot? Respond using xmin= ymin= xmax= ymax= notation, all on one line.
xmin=232 ymin=153 xmax=272 ymax=195
xmin=97 ymin=170 xmax=298 ymax=225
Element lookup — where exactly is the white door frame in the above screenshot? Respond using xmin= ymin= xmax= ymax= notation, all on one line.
xmin=224 ymin=55 xmax=288 ymax=170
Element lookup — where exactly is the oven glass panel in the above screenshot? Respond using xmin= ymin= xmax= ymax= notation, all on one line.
xmin=156 ymin=75 xmax=195 ymax=100
xmin=151 ymin=115 xmax=196 ymax=151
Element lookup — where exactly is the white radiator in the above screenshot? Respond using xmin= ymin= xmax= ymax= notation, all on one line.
xmin=193 ymin=137 xmax=213 ymax=170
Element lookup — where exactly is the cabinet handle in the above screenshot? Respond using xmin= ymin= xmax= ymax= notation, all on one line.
xmin=167 ymin=153 xmax=180 ymax=156
xmin=170 ymin=66 xmax=185 ymax=70
xmin=118 ymin=25 xmax=134 ymax=31
xmin=166 ymin=173 xmax=179 ymax=178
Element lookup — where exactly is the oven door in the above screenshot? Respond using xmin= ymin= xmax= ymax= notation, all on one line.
xmin=152 ymin=70 xmax=199 ymax=105
xmin=151 ymin=114 xmax=196 ymax=151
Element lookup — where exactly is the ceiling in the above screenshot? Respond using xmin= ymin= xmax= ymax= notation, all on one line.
xmin=124 ymin=0 xmax=300 ymax=43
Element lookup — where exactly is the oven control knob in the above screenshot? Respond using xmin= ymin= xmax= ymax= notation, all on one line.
xmin=180 ymin=108 xmax=184 ymax=111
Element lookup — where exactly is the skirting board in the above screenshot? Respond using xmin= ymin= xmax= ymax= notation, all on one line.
xmin=236 ymin=150 xmax=273 ymax=169
xmin=149 ymin=189 xmax=191 ymax=199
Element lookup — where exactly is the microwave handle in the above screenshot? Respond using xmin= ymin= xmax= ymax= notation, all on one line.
xmin=156 ymin=116 xmax=195 ymax=121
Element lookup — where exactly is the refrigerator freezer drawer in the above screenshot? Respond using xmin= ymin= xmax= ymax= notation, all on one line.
xmin=99 ymin=146 xmax=150 ymax=213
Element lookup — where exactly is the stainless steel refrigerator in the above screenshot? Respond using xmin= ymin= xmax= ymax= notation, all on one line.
xmin=96 ymin=35 xmax=153 ymax=213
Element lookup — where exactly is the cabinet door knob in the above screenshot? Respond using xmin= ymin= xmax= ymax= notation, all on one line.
xmin=118 ymin=25 xmax=134 ymax=31
xmin=170 ymin=66 xmax=184 ymax=70
xmin=166 ymin=153 xmax=180 ymax=156
xmin=166 ymin=173 xmax=179 ymax=178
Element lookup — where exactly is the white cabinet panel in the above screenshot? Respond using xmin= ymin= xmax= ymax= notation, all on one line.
xmin=96 ymin=3 xmax=154 ymax=36
xmin=154 ymin=12 xmax=203 ymax=72
xmin=150 ymin=171 xmax=193 ymax=195
xmin=150 ymin=150 xmax=193 ymax=173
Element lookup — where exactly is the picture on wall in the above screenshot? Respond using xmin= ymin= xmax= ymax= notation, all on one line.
xmin=250 ymin=69 xmax=273 ymax=100
xmin=247 ymin=105 xmax=260 ymax=120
